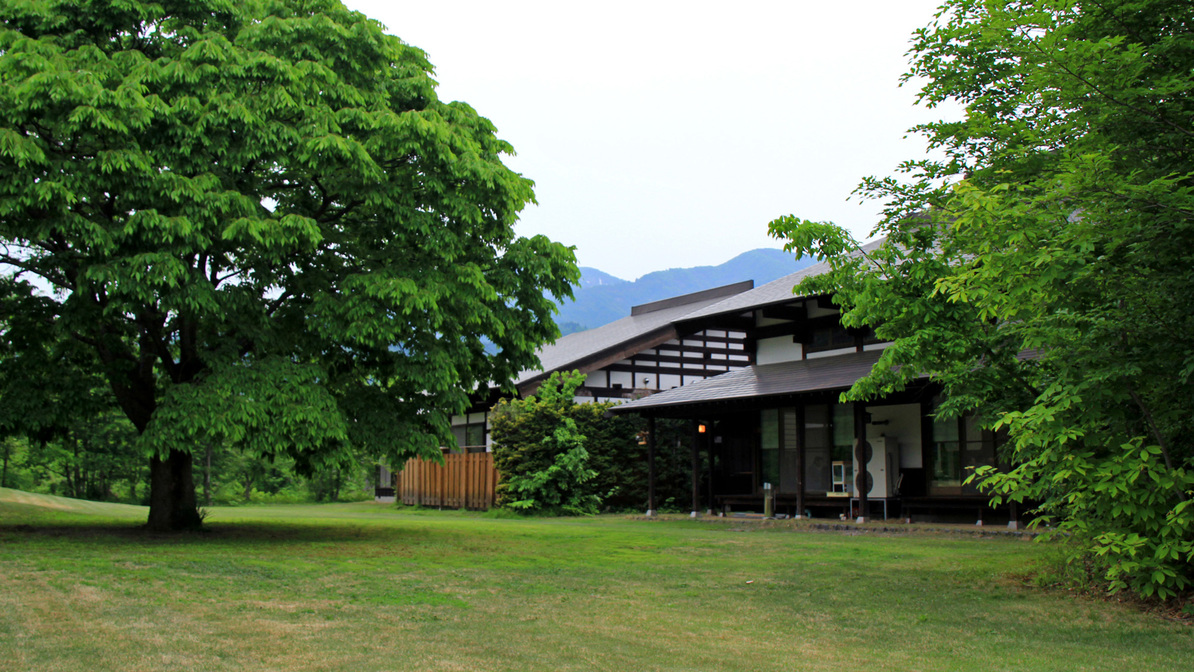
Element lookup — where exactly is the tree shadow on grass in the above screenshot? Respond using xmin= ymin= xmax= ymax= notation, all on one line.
xmin=0 ymin=518 xmax=449 ymax=550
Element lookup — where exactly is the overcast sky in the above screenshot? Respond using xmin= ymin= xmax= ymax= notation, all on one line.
xmin=345 ymin=1 xmax=952 ymax=280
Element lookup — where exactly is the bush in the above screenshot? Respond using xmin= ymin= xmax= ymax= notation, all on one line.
xmin=491 ymin=371 xmax=705 ymax=514
xmin=491 ymin=372 xmax=601 ymax=515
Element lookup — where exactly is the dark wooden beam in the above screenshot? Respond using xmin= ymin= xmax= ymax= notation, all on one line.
xmin=667 ymin=333 xmax=750 ymax=346
xmin=650 ymin=344 xmax=750 ymax=358
xmin=677 ymin=313 xmax=755 ymax=334
xmin=750 ymin=322 xmax=803 ymax=340
xmin=517 ymin=325 xmax=678 ymax=395
xmin=603 ymin=363 xmax=740 ymax=378
xmin=815 ymin=295 xmax=839 ymax=311
xmin=761 ymin=303 xmax=807 ymax=321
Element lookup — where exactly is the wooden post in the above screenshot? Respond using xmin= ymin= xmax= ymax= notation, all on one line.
xmin=690 ymin=419 xmax=700 ymax=517
xmin=795 ymin=405 xmax=806 ymax=519
xmin=706 ymin=427 xmax=716 ymax=515
xmin=854 ymin=402 xmax=868 ymax=523
xmin=647 ymin=416 xmax=657 ymax=517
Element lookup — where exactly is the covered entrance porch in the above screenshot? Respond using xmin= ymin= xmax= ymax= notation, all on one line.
xmin=611 ymin=353 xmax=1021 ymax=526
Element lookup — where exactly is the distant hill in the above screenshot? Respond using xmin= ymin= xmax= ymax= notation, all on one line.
xmin=556 ymin=248 xmax=816 ymax=334
xmin=576 ymin=267 xmax=626 ymax=289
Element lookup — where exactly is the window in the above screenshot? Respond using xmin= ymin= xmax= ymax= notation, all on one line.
xmin=806 ymin=324 xmax=856 ymax=354
xmin=450 ymin=417 xmax=487 ymax=453
xmin=760 ymin=408 xmax=802 ymax=493
xmin=929 ymin=408 xmax=961 ymax=494
xmin=929 ymin=401 xmax=996 ymax=495
xmin=760 ymin=409 xmax=780 ymax=488
xmin=804 ymin=405 xmax=831 ymax=492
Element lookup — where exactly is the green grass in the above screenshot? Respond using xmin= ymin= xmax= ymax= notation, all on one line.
xmin=1 ymin=487 xmax=1189 ymax=671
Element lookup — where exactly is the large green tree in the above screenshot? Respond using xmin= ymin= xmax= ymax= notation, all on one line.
xmin=0 ymin=0 xmax=576 ymax=530
xmin=771 ymin=0 xmax=1194 ymax=598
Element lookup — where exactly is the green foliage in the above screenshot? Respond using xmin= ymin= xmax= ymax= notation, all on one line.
xmin=491 ymin=371 xmax=601 ymax=515
xmin=770 ymin=0 xmax=1194 ymax=599
xmin=0 ymin=0 xmax=577 ymax=527
xmin=490 ymin=371 xmax=700 ymax=514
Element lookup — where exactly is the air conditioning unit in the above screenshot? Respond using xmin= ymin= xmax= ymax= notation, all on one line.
xmin=853 ymin=437 xmax=900 ymax=498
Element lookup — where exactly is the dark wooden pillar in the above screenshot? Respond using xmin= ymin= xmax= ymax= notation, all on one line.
xmin=795 ymin=405 xmax=806 ymax=519
xmin=707 ymin=427 xmax=716 ymax=515
xmin=690 ymin=419 xmax=701 ymax=517
xmin=854 ymin=402 xmax=868 ymax=522
xmin=920 ymin=398 xmax=934 ymax=496
xmin=647 ymin=416 xmax=657 ymax=516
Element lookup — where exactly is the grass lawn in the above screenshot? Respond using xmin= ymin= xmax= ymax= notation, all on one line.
xmin=1 ymin=488 xmax=1190 ymax=671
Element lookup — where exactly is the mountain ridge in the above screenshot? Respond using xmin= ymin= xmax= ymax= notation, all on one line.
xmin=556 ymin=248 xmax=815 ymax=335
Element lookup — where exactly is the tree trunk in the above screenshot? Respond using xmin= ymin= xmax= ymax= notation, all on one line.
xmin=71 ymin=440 xmax=81 ymax=499
xmin=203 ymin=443 xmax=212 ymax=507
xmin=146 ymin=449 xmax=203 ymax=531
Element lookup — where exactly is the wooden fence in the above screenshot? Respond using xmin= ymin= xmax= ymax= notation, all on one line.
xmin=399 ymin=452 xmax=499 ymax=510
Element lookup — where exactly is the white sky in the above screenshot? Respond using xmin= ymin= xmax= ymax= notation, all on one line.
xmin=345 ymin=1 xmax=952 ymax=280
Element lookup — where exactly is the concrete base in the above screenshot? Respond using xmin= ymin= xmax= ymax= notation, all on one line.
xmin=706 ymin=508 xmax=714 ymax=516
xmin=645 ymin=509 xmax=657 ymax=517
xmin=856 ymin=516 xmax=867 ymax=524
xmin=689 ymin=511 xmax=700 ymax=518
xmin=1008 ymin=520 xmax=1021 ymax=530
xmin=794 ymin=514 xmax=804 ymax=520
xmin=975 ymin=520 xmax=984 ymax=527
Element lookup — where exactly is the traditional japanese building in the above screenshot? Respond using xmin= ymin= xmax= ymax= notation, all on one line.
xmin=376 ymin=281 xmax=756 ymax=498
xmin=609 ymin=242 xmax=1017 ymax=526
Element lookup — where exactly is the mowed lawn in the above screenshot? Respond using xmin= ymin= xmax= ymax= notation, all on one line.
xmin=1 ymin=488 xmax=1190 ymax=672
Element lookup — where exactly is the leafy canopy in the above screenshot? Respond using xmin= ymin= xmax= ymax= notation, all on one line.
xmin=770 ymin=0 xmax=1194 ymax=599
xmin=0 ymin=0 xmax=578 ymax=520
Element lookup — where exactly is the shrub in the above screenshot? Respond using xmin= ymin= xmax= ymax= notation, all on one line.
xmin=491 ymin=371 xmax=705 ymax=514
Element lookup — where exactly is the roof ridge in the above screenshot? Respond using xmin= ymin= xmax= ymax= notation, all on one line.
xmin=630 ymin=280 xmax=755 ymax=316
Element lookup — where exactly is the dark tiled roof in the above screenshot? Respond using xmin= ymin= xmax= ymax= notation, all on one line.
xmin=609 ymin=349 xmax=913 ymax=412
xmin=678 ymin=238 xmax=887 ymax=321
xmin=516 ymin=281 xmax=753 ymax=386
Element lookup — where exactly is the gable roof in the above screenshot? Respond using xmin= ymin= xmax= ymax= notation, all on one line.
xmin=608 ymin=349 xmax=913 ymax=414
xmin=515 ymin=281 xmax=754 ymax=390
xmin=678 ymin=238 xmax=887 ymax=322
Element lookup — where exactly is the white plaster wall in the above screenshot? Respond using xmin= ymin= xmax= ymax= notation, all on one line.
xmin=807 ymin=303 xmax=839 ymax=318
xmin=757 ymin=336 xmax=803 ymax=365
xmin=865 ymin=403 xmax=923 ymax=468
xmin=609 ymin=370 xmax=633 ymax=388
xmin=806 ymin=347 xmax=855 ymax=360
xmin=659 ymin=373 xmax=682 ymax=389
xmin=585 ymin=370 xmax=608 ymax=388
